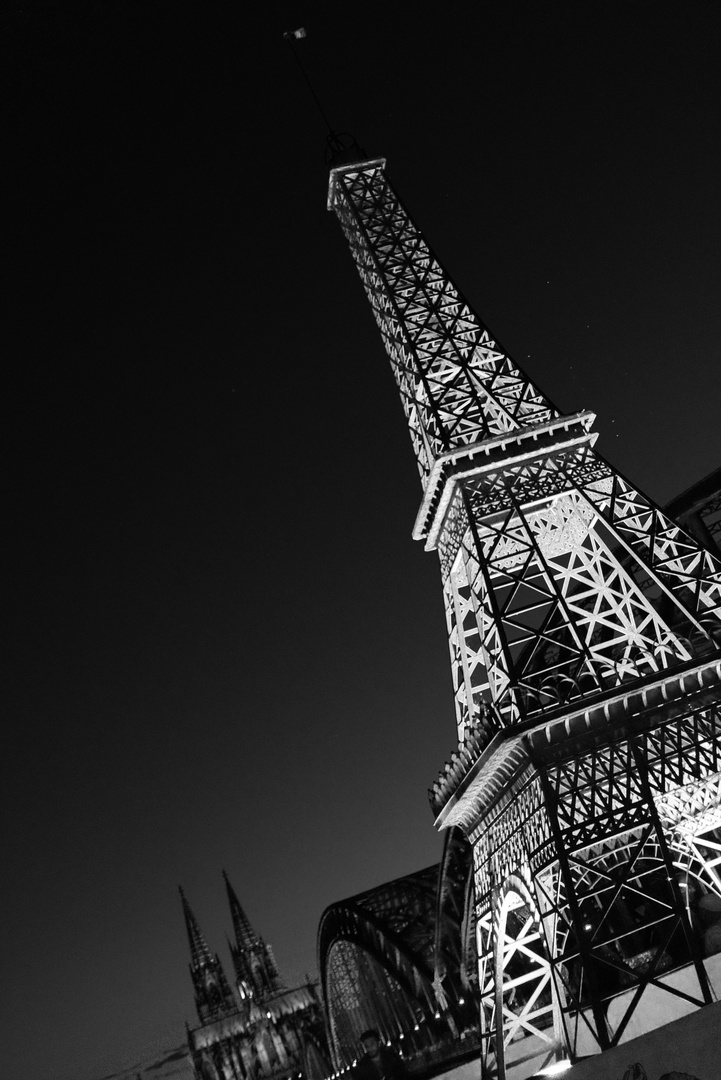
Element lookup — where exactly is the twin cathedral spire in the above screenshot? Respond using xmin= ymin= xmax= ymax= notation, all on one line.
xmin=180 ymin=874 xmax=282 ymax=1025
xmin=223 ymin=870 xmax=285 ymax=1002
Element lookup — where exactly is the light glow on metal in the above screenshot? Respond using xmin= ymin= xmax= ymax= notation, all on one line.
xmin=329 ymin=155 xmax=721 ymax=1079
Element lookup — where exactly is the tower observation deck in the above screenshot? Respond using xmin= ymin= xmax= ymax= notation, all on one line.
xmin=327 ymin=154 xmax=721 ymax=1077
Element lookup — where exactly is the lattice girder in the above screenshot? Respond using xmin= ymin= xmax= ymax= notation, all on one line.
xmin=330 ymin=158 xmax=721 ymax=735
xmin=464 ymin=730 xmax=717 ymax=1068
xmin=475 ymin=907 xmax=497 ymax=1077
xmin=437 ymin=453 xmax=721 ymax=734
xmin=328 ymin=155 xmax=721 ymax=1076
xmin=580 ymin=469 xmax=721 ymax=622
xmin=534 ymin=827 xmax=709 ymax=1055
xmin=330 ymin=161 xmax=557 ymax=485
xmin=492 ymin=878 xmax=561 ymax=1080
xmin=318 ymin=868 xmax=446 ymax=1068
xmin=324 ymin=940 xmax=422 ymax=1065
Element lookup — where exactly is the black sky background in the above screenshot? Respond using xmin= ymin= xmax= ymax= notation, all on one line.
xmin=5 ymin=2 xmax=721 ymax=1079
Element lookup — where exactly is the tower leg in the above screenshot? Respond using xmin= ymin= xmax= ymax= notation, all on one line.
xmin=534 ymin=737 xmax=711 ymax=1058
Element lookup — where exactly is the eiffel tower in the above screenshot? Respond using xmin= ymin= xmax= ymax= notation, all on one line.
xmin=326 ymin=146 xmax=721 ymax=1076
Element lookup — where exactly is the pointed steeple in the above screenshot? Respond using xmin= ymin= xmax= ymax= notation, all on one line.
xmin=180 ymin=886 xmax=215 ymax=969
xmin=223 ymin=871 xmax=284 ymax=1001
xmin=179 ymin=886 xmax=237 ymax=1025
xmin=223 ymin=869 xmax=256 ymax=951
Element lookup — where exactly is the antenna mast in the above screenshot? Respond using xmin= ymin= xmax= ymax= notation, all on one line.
xmin=283 ymin=27 xmax=366 ymax=166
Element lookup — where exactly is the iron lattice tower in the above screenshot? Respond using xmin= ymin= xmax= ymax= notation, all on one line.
xmin=180 ymin=887 xmax=237 ymax=1025
xmin=327 ymin=155 xmax=721 ymax=1074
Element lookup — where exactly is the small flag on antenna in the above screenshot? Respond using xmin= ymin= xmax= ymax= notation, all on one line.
xmin=284 ymin=27 xmax=307 ymax=41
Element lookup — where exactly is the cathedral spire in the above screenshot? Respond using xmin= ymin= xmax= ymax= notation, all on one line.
xmin=223 ymin=869 xmax=256 ymax=952
xmin=179 ymin=886 xmax=237 ymax=1025
xmin=180 ymin=886 xmax=214 ymax=969
xmin=222 ymin=872 xmax=284 ymax=1001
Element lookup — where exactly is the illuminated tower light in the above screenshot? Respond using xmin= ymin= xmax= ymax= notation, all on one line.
xmin=327 ymin=151 xmax=721 ymax=1077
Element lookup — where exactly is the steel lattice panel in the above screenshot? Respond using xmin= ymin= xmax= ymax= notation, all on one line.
xmin=328 ymin=155 xmax=721 ymax=1077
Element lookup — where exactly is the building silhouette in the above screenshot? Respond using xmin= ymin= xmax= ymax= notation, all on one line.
xmin=181 ymin=879 xmax=330 ymax=1080
xmin=325 ymin=147 xmax=721 ymax=1077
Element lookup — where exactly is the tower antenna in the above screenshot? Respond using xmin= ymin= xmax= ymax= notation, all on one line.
xmin=283 ymin=27 xmax=366 ymax=166
xmin=283 ymin=28 xmax=333 ymax=136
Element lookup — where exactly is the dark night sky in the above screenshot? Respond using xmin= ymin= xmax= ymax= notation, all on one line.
xmin=5 ymin=2 xmax=721 ymax=1078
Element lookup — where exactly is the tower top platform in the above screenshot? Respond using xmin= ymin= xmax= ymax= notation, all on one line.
xmin=327 ymin=157 xmax=386 ymax=209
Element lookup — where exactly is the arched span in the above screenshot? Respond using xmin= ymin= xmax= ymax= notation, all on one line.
xmin=434 ymin=827 xmax=476 ymax=993
xmin=433 ymin=827 xmax=478 ymax=1036
xmin=318 ymin=867 xmax=441 ymax=1067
